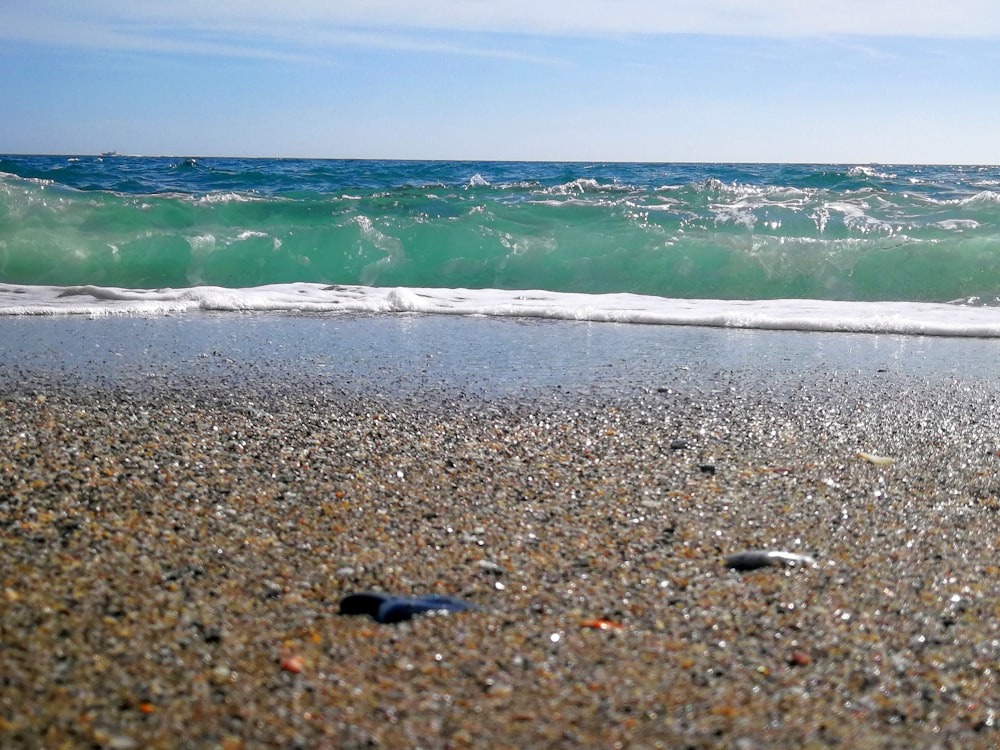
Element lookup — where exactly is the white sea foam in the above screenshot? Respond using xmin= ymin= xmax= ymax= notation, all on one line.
xmin=848 ymin=165 xmax=897 ymax=180
xmin=959 ymin=190 xmax=1000 ymax=207
xmin=1 ymin=283 xmax=999 ymax=338
xmin=542 ymin=178 xmax=630 ymax=196
xmin=933 ymin=219 xmax=980 ymax=231
xmin=196 ymin=192 xmax=261 ymax=204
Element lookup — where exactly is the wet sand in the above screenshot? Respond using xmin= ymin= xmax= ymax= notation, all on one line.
xmin=2 ymin=315 xmax=999 ymax=748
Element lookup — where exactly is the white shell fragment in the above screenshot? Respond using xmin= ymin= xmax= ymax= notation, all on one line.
xmin=857 ymin=451 xmax=894 ymax=465
xmin=724 ymin=550 xmax=818 ymax=571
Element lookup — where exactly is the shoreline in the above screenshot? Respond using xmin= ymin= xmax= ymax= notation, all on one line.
xmin=2 ymin=317 xmax=999 ymax=747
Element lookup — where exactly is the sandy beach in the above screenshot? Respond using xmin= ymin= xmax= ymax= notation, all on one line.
xmin=2 ymin=315 xmax=1000 ymax=748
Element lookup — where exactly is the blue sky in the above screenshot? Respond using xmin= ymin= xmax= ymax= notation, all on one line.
xmin=1 ymin=1 xmax=998 ymax=163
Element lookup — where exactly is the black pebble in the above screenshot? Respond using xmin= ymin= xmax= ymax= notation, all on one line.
xmin=339 ymin=592 xmax=477 ymax=624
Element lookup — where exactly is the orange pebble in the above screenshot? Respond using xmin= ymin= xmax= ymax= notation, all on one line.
xmin=579 ymin=619 xmax=624 ymax=631
xmin=280 ymin=654 xmax=304 ymax=673
xmin=789 ymin=651 xmax=812 ymax=666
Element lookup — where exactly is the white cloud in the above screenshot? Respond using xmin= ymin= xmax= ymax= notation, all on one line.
xmin=2 ymin=0 xmax=998 ymax=64
xmin=7 ymin=1 xmax=1000 ymax=39
xmin=312 ymin=0 xmax=1000 ymax=38
xmin=0 ymin=1 xmax=567 ymax=64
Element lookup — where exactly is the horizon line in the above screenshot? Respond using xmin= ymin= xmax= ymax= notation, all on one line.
xmin=4 ymin=152 xmax=998 ymax=168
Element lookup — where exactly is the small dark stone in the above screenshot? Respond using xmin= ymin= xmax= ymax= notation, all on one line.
xmin=669 ymin=439 xmax=688 ymax=450
xmin=724 ymin=550 xmax=817 ymax=571
xmin=201 ymin=626 xmax=223 ymax=644
xmin=699 ymin=464 xmax=716 ymax=475
xmin=339 ymin=592 xmax=477 ymax=624
xmin=725 ymin=551 xmax=777 ymax=571
xmin=262 ymin=580 xmax=284 ymax=599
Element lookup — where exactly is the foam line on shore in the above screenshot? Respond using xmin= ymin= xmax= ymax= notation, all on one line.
xmin=3 ymin=283 xmax=1000 ymax=338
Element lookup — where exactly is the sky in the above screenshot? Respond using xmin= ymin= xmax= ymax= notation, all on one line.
xmin=1 ymin=1 xmax=998 ymax=163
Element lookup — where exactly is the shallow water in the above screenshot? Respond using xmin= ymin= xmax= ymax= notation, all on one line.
xmin=2 ymin=314 xmax=997 ymax=402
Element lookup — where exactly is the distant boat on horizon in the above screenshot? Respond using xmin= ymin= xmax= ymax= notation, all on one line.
xmin=100 ymin=151 xmax=118 ymax=157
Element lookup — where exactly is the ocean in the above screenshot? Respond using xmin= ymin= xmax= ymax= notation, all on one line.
xmin=1 ymin=156 xmax=999 ymax=337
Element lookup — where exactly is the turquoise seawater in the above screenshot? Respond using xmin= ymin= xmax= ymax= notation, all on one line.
xmin=2 ymin=156 xmax=999 ymax=303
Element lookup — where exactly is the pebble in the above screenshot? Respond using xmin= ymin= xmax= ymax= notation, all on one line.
xmin=339 ymin=592 xmax=478 ymax=623
xmin=858 ymin=451 xmax=894 ymax=465
xmin=474 ymin=559 xmax=505 ymax=574
xmin=724 ymin=550 xmax=818 ymax=571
